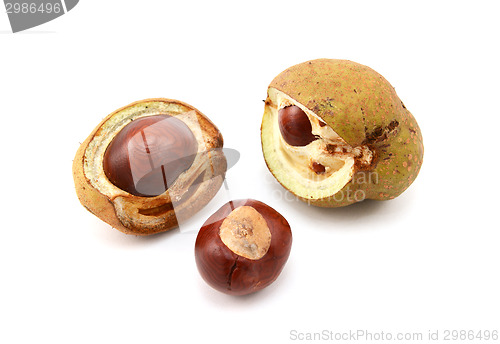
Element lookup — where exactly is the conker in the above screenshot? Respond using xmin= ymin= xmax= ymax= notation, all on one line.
xmin=278 ymin=105 xmax=317 ymax=146
xmin=73 ymin=99 xmax=226 ymax=235
xmin=103 ymin=115 xmax=197 ymax=197
xmin=195 ymin=199 xmax=292 ymax=296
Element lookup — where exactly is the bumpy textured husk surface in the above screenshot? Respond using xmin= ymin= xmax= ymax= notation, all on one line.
xmin=73 ymin=98 xmax=224 ymax=235
xmin=267 ymin=59 xmax=424 ymax=206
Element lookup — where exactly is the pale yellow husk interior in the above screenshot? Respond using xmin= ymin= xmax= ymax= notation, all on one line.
xmin=262 ymin=88 xmax=355 ymax=200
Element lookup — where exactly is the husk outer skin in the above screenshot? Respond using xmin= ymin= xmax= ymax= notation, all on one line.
xmin=267 ymin=59 xmax=424 ymax=207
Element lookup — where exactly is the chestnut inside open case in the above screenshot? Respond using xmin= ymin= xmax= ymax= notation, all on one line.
xmin=73 ymin=99 xmax=238 ymax=235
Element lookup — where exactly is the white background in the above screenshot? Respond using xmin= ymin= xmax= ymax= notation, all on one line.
xmin=1 ymin=1 xmax=499 ymax=343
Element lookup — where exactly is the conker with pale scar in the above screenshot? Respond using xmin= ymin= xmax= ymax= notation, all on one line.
xmin=73 ymin=99 xmax=227 ymax=235
xmin=195 ymin=199 xmax=292 ymax=296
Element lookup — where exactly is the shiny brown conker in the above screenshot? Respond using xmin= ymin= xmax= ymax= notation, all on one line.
xmin=195 ymin=199 xmax=292 ymax=296
xmin=103 ymin=115 xmax=198 ymax=197
xmin=74 ymin=98 xmax=226 ymax=235
xmin=278 ymin=105 xmax=317 ymax=146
